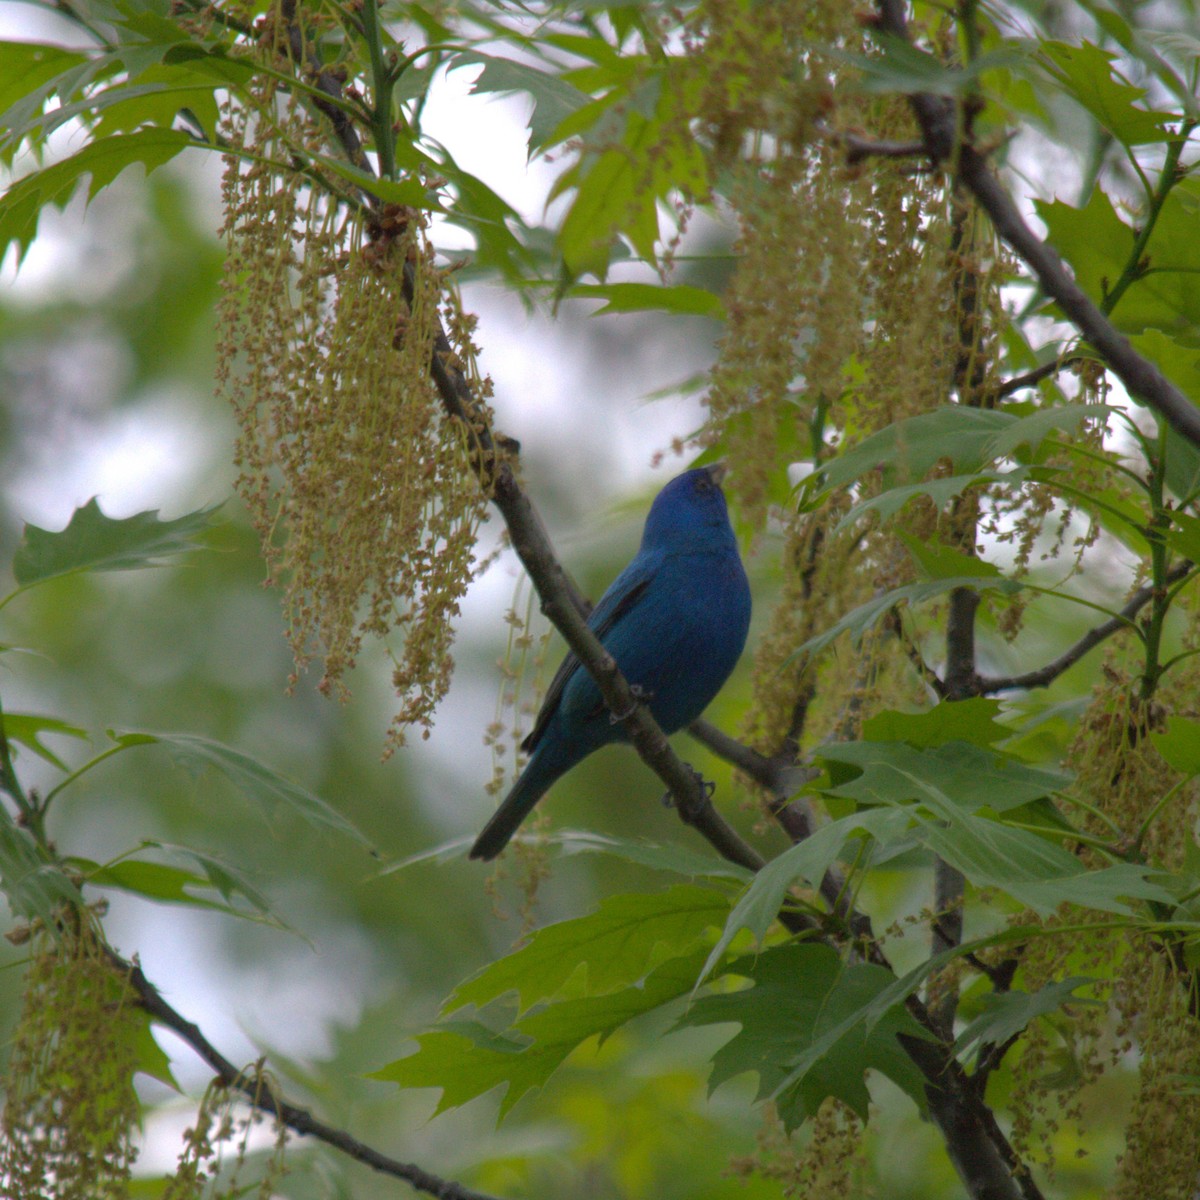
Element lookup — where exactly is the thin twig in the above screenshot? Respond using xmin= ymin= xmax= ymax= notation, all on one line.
xmin=994 ymin=355 xmax=1087 ymax=400
xmin=118 ymin=952 xmax=501 ymax=1200
xmin=978 ymin=561 xmax=1195 ymax=693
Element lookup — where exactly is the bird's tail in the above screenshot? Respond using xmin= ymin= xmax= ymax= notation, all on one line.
xmin=469 ymin=753 xmax=559 ymax=861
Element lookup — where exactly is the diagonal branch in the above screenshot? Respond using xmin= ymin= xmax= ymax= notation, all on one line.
xmin=118 ymin=951 xmax=501 ymax=1200
xmin=873 ymin=0 xmax=1200 ymax=451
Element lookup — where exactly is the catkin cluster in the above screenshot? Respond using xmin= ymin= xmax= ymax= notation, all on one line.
xmin=215 ymin=69 xmax=487 ymax=748
xmin=0 ymin=924 xmax=140 ymax=1200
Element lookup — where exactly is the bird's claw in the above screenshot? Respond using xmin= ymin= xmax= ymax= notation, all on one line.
xmin=661 ymin=765 xmax=715 ymax=820
xmin=609 ymin=684 xmax=653 ymax=725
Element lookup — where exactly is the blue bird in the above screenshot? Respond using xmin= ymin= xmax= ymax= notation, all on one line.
xmin=470 ymin=463 xmax=751 ymax=860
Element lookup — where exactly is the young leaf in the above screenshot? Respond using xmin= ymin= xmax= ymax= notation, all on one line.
xmin=861 ymin=699 xmax=1010 ymax=748
xmin=679 ymin=943 xmax=929 ymax=1128
xmin=954 ymin=977 xmax=1101 ymax=1061
xmin=454 ymin=52 xmax=588 ymax=154
xmin=817 ymin=404 xmax=1113 ymax=498
xmin=700 ymin=807 xmax=914 ymax=983
xmin=375 ymin=950 xmax=708 ymax=1118
xmin=0 ymin=809 xmax=83 ymax=926
xmin=910 ymin=792 xmax=1171 ymax=917
xmin=900 ymin=531 xmax=1002 ymax=581
xmin=1152 ymin=716 xmax=1200 ymax=777
xmin=444 ymin=883 xmax=732 ymax=1015
xmin=126 ymin=732 xmax=375 ymax=849
xmin=569 ymin=282 xmax=724 ymax=319
xmin=1040 ymin=40 xmax=1172 ymax=145
xmin=68 ymin=841 xmax=282 ymax=925
xmin=0 ymin=713 xmax=89 ymax=770
xmin=0 ymin=127 xmax=195 ymax=265
xmin=819 ymin=740 xmax=1069 ymax=815
xmin=796 ymin=575 xmax=1023 ymax=659
xmin=12 ymin=498 xmax=217 ymax=586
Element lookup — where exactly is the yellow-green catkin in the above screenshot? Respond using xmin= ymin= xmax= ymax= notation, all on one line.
xmin=728 ymin=1100 xmax=865 ymax=1199
xmin=162 ymin=1069 xmax=288 ymax=1200
xmin=1115 ymin=947 xmax=1200 ymax=1200
xmin=687 ymin=0 xmax=969 ymax=758
xmin=0 ymin=925 xmax=141 ymax=1200
xmin=215 ymin=59 xmax=488 ymax=748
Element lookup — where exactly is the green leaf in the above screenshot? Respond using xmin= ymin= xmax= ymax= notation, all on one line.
xmin=819 ymin=740 xmax=1070 ymax=815
xmin=1130 ymin=332 xmax=1200 ymax=501
xmin=12 ymin=498 xmax=217 ymax=586
xmin=0 ymin=40 xmax=91 ymax=151
xmin=444 ymin=883 xmax=731 ymax=1014
xmin=842 ymin=34 xmax=1015 ymax=98
xmin=311 ymin=152 xmax=442 ymax=211
xmin=69 ymin=841 xmax=282 ymax=924
xmin=904 ymin=776 xmax=1171 ymax=916
xmin=0 ymin=127 xmax=194 ymax=265
xmin=0 ymin=808 xmax=83 ymax=926
xmin=558 ymin=146 xmax=640 ymax=277
xmin=700 ymin=808 xmax=915 ymax=983
xmin=899 ymin=531 xmax=1002 ymax=581
xmin=954 ymin=977 xmax=1101 ymax=1061
xmin=131 ymin=1009 xmax=178 ymax=1089
xmin=815 ymin=404 xmax=1109 ymax=496
xmin=0 ymin=713 xmax=88 ymax=770
xmin=455 ymin=52 xmax=589 ymax=154
xmin=1152 ymin=717 xmax=1200 ymax=777
xmin=375 ymin=950 xmax=707 ymax=1117
xmin=1040 ymin=40 xmax=1172 ymax=145
xmin=550 ymin=831 xmax=754 ymax=878
xmin=116 ymin=731 xmax=374 ymax=848
xmin=834 ymin=468 xmax=1037 ymax=533
xmin=679 ymin=943 xmax=929 ymax=1127
xmin=1164 ymin=512 xmax=1200 ymax=561
xmin=569 ymin=282 xmax=724 ymax=319
xmin=861 ymin=699 xmax=1010 ymax=748
xmin=1035 ymin=190 xmax=1130 ymax=309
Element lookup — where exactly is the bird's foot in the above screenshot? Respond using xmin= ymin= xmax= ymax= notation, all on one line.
xmin=609 ymin=684 xmax=653 ymax=725
xmin=661 ymin=765 xmax=715 ymax=820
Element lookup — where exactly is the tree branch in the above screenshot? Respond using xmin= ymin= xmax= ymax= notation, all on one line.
xmin=994 ymin=354 xmax=1087 ymax=401
xmin=977 ymin=561 xmax=1195 ymax=693
xmin=118 ymin=952 xmax=501 ymax=1200
xmin=873 ymin=0 xmax=1200 ymax=451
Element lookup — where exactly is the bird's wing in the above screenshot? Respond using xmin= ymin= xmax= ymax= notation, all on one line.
xmin=520 ymin=554 xmax=658 ymax=754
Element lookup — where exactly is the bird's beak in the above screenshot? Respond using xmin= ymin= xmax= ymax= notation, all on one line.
xmin=706 ymin=461 xmax=729 ymax=487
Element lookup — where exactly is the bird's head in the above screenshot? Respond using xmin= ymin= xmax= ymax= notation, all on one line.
xmin=641 ymin=463 xmax=736 ymax=549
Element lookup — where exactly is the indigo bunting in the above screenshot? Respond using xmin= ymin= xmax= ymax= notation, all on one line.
xmin=470 ymin=463 xmax=751 ymax=861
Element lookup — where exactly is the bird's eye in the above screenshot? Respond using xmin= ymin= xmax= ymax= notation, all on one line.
xmin=695 ymin=477 xmax=712 ymax=492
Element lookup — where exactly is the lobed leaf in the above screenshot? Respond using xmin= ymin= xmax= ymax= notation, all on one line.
xmin=954 ymin=977 xmax=1101 ymax=1061
xmin=679 ymin=943 xmax=930 ymax=1127
xmin=0 ymin=713 xmax=89 ymax=771
xmin=375 ymin=951 xmax=707 ymax=1118
xmin=12 ymin=498 xmax=217 ymax=586
xmin=110 ymin=731 xmax=374 ymax=848
xmin=444 ymin=883 xmax=731 ymax=1015
xmin=0 ymin=127 xmax=195 ymax=265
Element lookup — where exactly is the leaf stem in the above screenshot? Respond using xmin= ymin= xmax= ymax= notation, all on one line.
xmin=1140 ymin=422 xmax=1170 ymax=701
xmin=361 ymin=0 xmax=396 ymax=180
xmin=41 ymin=743 xmax=134 ymax=813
